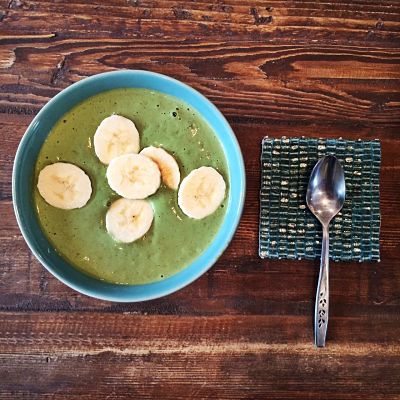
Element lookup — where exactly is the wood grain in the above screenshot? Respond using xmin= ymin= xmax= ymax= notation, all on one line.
xmin=0 ymin=0 xmax=400 ymax=399
xmin=0 ymin=313 xmax=399 ymax=399
xmin=1 ymin=40 xmax=399 ymax=126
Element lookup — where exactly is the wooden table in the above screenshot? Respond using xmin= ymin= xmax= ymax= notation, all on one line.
xmin=1 ymin=1 xmax=399 ymax=398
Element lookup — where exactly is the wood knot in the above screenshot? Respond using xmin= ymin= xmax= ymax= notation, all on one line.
xmin=250 ymin=8 xmax=273 ymax=25
xmin=208 ymin=3 xmax=233 ymax=13
xmin=127 ymin=0 xmax=140 ymax=6
xmin=172 ymin=6 xmax=192 ymax=20
xmin=50 ymin=55 xmax=68 ymax=85
xmin=141 ymin=8 xmax=151 ymax=17
xmin=375 ymin=20 xmax=384 ymax=30
xmin=9 ymin=0 xmax=23 ymax=8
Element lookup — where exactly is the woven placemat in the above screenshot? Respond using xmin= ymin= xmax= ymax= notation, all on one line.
xmin=259 ymin=137 xmax=381 ymax=262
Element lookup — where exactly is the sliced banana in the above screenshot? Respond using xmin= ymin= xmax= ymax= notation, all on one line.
xmin=37 ymin=162 xmax=92 ymax=210
xmin=94 ymin=115 xmax=140 ymax=165
xmin=178 ymin=166 xmax=226 ymax=219
xmin=106 ymin=154 xmax=161 ymax=199
xmin=106 ymin=198 xmax=154 ymax=243
xmin=140 ymin=146 xmax=180 ymax=190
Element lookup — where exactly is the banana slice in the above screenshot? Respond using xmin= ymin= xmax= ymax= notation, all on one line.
xmin=106 ymin=198 xmax=154 ymax=243
xmin=106 ymin=154 xmax=161 ymax=199
xmin=140 ymin=146 xmax=180 ymax=190
xmin=178 ymin=166 xmax=226 ymax=219
xmin=37 ymin=162 xmax=92 ymax=210
xmin=94 ymin=115 xmax=140 ymax=165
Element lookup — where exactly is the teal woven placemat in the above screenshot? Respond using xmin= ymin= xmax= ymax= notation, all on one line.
xmin=259 ymin=137 xmax=381 ymax=262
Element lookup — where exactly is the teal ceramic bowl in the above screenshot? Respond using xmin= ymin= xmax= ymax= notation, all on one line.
xmin=12 ymin=70 xmax=245 ymax=302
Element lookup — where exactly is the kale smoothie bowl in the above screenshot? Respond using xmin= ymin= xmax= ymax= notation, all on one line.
xmin=13 ymin=71 xmax=245 ymax=301
xmin=35 ymin=87 xmax=228 ymax=285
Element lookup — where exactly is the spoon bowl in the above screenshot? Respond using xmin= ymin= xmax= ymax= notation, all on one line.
xmin=306 ymin=155 xmax=346 ymax=226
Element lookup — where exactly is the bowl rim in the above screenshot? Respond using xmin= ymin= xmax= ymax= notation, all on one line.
xmin=12 ymin=70 xmax=246 ymax=302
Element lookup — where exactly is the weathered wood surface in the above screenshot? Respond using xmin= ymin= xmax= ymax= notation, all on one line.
xmin=0 ymin=0 xmax=399 ymax=398
xmin=0 ymin=313 xmax=399 ymax=399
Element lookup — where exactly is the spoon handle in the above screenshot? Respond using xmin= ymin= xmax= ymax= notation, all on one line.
xmin=315 ymin=225 xmax=329 ymax=347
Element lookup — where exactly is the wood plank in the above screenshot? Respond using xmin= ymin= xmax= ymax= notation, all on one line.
xmin=0 ymin=313 xmax=399 ymax=399
xmin=0 ymin=0 xmax=399 ymax=127
xmin=1 ymin=0 xmax=399 ymax=44
xmin=0 ymin=39 xmax=399 ymax=126
xmin=0 ymin=251 xmax=398 ymax=316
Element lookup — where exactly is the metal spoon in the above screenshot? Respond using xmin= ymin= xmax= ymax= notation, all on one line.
xmin=306 ymin=155 xmax=345 ymax=347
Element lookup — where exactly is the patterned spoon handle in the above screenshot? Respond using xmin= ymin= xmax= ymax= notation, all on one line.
xmin=315 ymin=225 xmax=329 ymax=347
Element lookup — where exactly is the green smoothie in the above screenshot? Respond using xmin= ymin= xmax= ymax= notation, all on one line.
xmin=34 ymin=88 xmax=229 ymax=285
